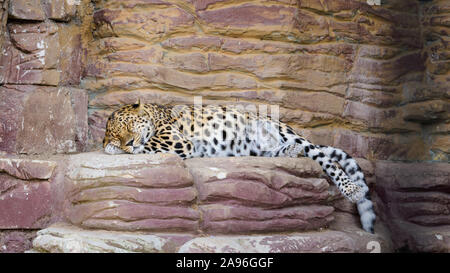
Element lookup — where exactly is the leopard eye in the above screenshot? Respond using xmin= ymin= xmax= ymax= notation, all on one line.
xmin=125 ymin=139 xmax=134 ymax=146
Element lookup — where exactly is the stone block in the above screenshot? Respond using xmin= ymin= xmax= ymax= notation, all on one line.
xmin=30 ymin=221 xmax=392 ymax=253
xmin=200 ymin=204 xmax=334 ymax=234
xmin=178 ymin=231 xmax=388 ymax=253
xmin=0 ymin=158 xmax=56 ymax=180
xmin=281 ymin=91 xmax=345 ymax=116
xmin=43 ymin=0 xmax=77 ymax=22
xmin=8 ymin=0 xmax=45 ymax=21
xmin=30 ymin=223 xmax=193 ymax=253
xmin=343 ymin=100 xmax=421 ymax=132
xmin=375 ymin=161 xmax=450 ymax=252
xmin=402 ymin=100 xmax=450 ymax=123
xmin=57 ymin=24 xmax=82 ymax=85
xmin=64 ymin=152 xmax=197 ymax=232
xmin=0 ymin=85 xmax=88 ymax=154
xmin=198 ymin=3 xmax=298 ymax=40
xmin=0 ymin=230 xmax=36 ymax=253
xmin=0 ymin=22 xmax=60 ymax=86
xmin=208 ymin=53 xmax=350 ymax=79
xmin=93 ymin=6 xmax=194 ymax=40
xmin=0 ymin=157 xmax=58 ymax=229
xmin=186 ymin=157 xmax=334 ymax=233
xmin=22 ymin=154 xmax=393 ymax=252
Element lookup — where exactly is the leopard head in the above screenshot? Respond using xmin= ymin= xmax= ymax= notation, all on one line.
xmin=103 ymin=100 xmax=154 ymax=154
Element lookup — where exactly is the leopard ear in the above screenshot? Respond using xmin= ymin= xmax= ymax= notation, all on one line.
xmin=133 ymin=98 xmax=145 ymax=115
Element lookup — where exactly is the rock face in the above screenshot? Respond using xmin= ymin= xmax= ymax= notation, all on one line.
xmin=0 ymin=156 xmax=58 ymax=229
xmin=30 ymin=223 xmax=193 ymax=253
xmin=0 ymin=85 xmax=88 ymax=154
xmin=84 ymin=0 xmax=448 ymax=162
xmin=0 ymin=0 xmax=85 ymax=155
xmin=375 ymin=161 xmax=450 ymax=252
xmin=0 ymin=154 xmax=67 ymax=252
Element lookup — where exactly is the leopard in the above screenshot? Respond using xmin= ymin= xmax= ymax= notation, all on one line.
xmin=103 ymin=100 xmax=376 ymax=233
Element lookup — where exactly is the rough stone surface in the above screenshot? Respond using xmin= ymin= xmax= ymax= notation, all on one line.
xmin=0 ymin=21 xmax=60 ymax=85
xmin=178 ymin=230 xmax=389 ymax=253
xmin=30 ymin=223 xmax=193 ymax=253
xmin=0 ymin=156 xmax=58 ymax=229
xmin=43 ymin=0 xmax=78 ymax=22
xmin=30 ymin=222 xmax=391 ymax=253
xmin=375 ymin=161 xmax=450 ymax=252
xmin=0 ymin=230 xmax=37 ymax=253
xmin=186 ymin=157 xmax=335 ymax=233
xmin=418 ymin=0 xmax=450 ymax=162
xmin=0 ymin=157 xmax=56 ymax=180
xmin=8 ymin=0 xmax=45 ymax=21
xmin=64 ymin=152 xmax=198 ymax=232
xmin=0 ymin=0 xmax=7 ymax=48
xmin=0 ymin=85 xmax=88 ymax=154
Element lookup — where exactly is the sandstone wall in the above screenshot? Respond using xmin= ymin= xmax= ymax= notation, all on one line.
xmin=0 ymin=1 xmax=447 ymax=159
xmin=84 ymin=0 xmax=448 ymax=162
xmin=0 ymin=0 xmax=89 ymax=155
xmin=0 ymin=0 xmax=90 ymax=252
xmin=419 ymin=0 xmax=449 ymax=161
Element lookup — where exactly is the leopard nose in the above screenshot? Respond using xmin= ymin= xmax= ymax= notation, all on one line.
xmin=126 ymin=139 xmax=134 ymax=146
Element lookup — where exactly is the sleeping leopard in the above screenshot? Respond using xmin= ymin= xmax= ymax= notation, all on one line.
xmin=103 ymin=100 xmax=376 ymax=233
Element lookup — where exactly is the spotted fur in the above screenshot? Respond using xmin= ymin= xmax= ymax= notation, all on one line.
xmin=103 ymin=101 xmax=376 ymax=233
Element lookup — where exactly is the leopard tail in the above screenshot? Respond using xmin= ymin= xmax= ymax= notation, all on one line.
xmin=317 ymin=145 xmax=376 ymax=233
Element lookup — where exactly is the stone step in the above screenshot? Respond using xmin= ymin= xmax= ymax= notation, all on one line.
xmin=2 ymin=151 xmax=392 ymax=252
xmin=29 ymin=222 xmax=389 ymax=253
xmin=64 ymin=152 xmax=339 ymax=234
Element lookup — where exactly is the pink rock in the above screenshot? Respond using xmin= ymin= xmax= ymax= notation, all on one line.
xmin=93 ymin=6 xmax=194 ymax=39
xmin=68 ymin=200 xmax=199 ymax=232
xmin=0 ymin=155 xmax=61 ymax=231
xmin=0 ymin=158 xmax=56 ymax=180
xmin=375 ymin=161 xmax=450 ymax=252
xmin=0 ymin=231 xmax=36 ymax=253
xmin=91 ymin=201 xmax=200 ymax=221
xmin=8 ymin=0 xmax=45 ymax=21
xmin=198 ymin=4 xmax=296 ymax=29
xmin=70 ymin=186 xmax=196 ymax=206
xmin=161 ymin=36 xmax=222 ymax=51
xmin=82 ymin=218 xmax=199 ymax=232
xmin=0 ymin=177 xmax=53 ymax=229
xmin=0 ymin=85 xmax=88 ymax=154
xmin=178 ymin=231 xmax=387 ymax=253
xmin=43 ymin=0 xmax=77 ymax=21
xmin=201 ymin=204 xmax=334 ymax=233
xmin=64 ymin=152 xmax=198 ymax=232
xmin=187 ymin=157 xmax=329 ymax=208
xmin=1 ymin=22 xmax=60 ymax=86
